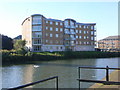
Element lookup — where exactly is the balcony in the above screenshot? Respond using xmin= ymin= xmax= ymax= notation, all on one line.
xmin=64 ymin=25 xmax=76 ymax=29
xmin=70 ymin=32 xmax=76 ymax=34
xmin=64 ymin=43 xmax=75 ymax=46
xmin=64 ymin=31 xmax=71 ymax=34
xmin=64 ymin=37 xmax=76 ymax=40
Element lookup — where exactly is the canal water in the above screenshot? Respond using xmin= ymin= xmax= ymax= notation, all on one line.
xmin=2 ymin=58 xmax=119 ymax=88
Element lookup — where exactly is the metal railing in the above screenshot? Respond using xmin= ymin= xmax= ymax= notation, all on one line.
xmin=8 ymin=76 xmax=58 ymax=90
xmin=77 ymin=66 xmax=120 ymax=90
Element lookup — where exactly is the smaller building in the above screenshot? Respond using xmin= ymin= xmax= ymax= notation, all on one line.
xmin=98 ymin=35 xmax=120 ymax=52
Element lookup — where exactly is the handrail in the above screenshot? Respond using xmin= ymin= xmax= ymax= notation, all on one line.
xmin=77 ymin=79 xmax=120 ymax=85
xmin=77 ymin=66 xmax=120 ymax=90
xmin=8 ymin=76 xmax=58 ymax=90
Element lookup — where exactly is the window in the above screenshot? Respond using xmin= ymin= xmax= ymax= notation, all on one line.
xmin=91 ymin=26 xmax=94 ymax=30
xmin=50 ymin=34 xmax=52 ymax=37
xmin=79 ymin=36 xmax=82 ymax=39
xmin=50 ymin=27 xmax=53 ymax=31
xmin=87 ymin=36 xmax=89 ymax=39
xmin=33 ymin=39 xmax=41 ymax=44
xmin=65 ymin=29 xmax=69 ymax=33
xmin=32 ymin=32 xmax=42 ymax=38
xmin=70 ymin=21 xmax=74 ymax=26
xmin=84 ymin=36 xmax=86 ymax=39
xmin=84 ymin=31 xmax=86 ymax=34
xmin=76 ymin=35 xmax=78 ymax=38
xmin=56 ymin=22 xmax=58 ymax=25
xmin=79 ymin=41 xmax=82 ymax=44
xmin=87 ymin=42 xmax=89 ymax=44
xmin=70 ymin=29 xmax=74 ymax=32
xmin=46 ymin=27 xmax=48 ymax=30
xmin=60 ymin=22 xmax=63 ymax=26
xmin=87 ymin=31 xmax=89 ymax=33
xmin=84 ymin=26 xmax=86 ymax=29
xmin=50 ymin=21 xmax=53 ymax=24
xmin=84 ymin=42 xmax=86 ymax=44
xmin=76 ymin=25 xmax=78 ymax=28
xmin=76 ymin=30 xmax=78 ymax=33
xmin=79 ymin=25 xmax=81 ymax=28
xmin=46 ymin=20 xmax=48 ymax=23
xmin=64 ymin=20 xmax=69 ymax=27
xmin=56 ymin=34 xmax=59 ymax=38
xmin=32 ymin=16 xmax=42 ymax=24
xmin=46 ymin=33 xmax=48 ymax=36
xmin=32 ymin=26 xmax=42 ymax=31
xmin=91 ymin=31 xmax=94 ymax=35
xmin=91 ymin=36 xmax=94 ymax=40
xmin=56 ymin=28 xmax=58 ymax=31
xmin=46 ymin=40 xmax=48 ymax=43
xmin=76 ymin=41 xmax=78 ymax=44
xmin=60 ymin=28 xmax=63 ymax=32
xmin=79 ymin=30 xmax=82 ymax=33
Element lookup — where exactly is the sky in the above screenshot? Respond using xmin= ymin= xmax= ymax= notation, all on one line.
xmin=0 ymin=0 xmax=119 ymax=40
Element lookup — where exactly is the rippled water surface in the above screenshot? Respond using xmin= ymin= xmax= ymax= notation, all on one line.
xmin=2 ymin=58 xmax=119 ymax=88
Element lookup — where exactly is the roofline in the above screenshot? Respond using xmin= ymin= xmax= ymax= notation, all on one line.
xmin=21 ymin=17 xmax=30 ymax=25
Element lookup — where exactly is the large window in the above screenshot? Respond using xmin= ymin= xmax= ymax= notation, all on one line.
xmin=32 ymin=32 xmax=42 ymax=38
xmin=33 ymin=39 xmax=41 ymax=44
xmin=64 ymin=20 xmax=69 ymax=27
xmin=32 ymin=26 xmax=42 ymax=31
xmin=32 ymin=16 xmax=42 ymax=24
xmin=34 ymin=46 xmax=41 ymax=51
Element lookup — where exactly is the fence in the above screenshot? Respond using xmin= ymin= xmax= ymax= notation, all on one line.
xmin=77 ymin=66 xmax=120 ymax=90
xmin=8 ymin=76 xmax=58 ymax=90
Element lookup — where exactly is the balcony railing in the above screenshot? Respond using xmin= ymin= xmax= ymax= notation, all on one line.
xmin=64 ymin=43 xmax=75 ymax=46
xmin=64 ymin=26 xmax=76 ymax=29
xmin=64 ymin=37 xmax=76 ymax=40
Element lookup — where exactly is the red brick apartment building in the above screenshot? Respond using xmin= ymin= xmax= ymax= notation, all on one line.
xmin=22 ymin=14 xmax=96 ymax=52
xmin=98 ymin=35 xmax=120 ymax=52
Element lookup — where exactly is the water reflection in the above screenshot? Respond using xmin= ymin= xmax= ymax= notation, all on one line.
xmin=2 ymin=58 xmax=119 ymax=88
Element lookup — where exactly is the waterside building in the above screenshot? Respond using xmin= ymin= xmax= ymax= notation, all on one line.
xmin=22 ymin=14 xmax=96 ymax=52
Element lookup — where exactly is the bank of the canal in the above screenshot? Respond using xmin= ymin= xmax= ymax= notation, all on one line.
xmin=89 ymin=70 xmax=120 ymax=89
xmin=2 ymin=51 xmax=120 ymax=65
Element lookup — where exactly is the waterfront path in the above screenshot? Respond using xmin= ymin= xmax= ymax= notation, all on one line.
xmin=89 ymin=70 xmax=120 ymax=89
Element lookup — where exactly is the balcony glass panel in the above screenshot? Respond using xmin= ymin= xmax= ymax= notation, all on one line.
xmin=32 ymin=26 xmax=42 ymax=31
xmin=32 ymin=16 xmax=42 ymax=24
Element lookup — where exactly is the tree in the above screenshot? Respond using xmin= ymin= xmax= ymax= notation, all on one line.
xmin=1 ymin=34 xmax=13 ymax=50
xmin=14 ymin=40 xmax=26 ymax=50
xmin=14 ymin=40 xmax=27 ymax=55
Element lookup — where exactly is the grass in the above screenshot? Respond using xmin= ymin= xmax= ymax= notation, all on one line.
xmin=1 ymin=50 xmax=120 ymax=65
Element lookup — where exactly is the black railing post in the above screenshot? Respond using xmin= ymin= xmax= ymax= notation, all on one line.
xmin=56 ymin=76 xmax=58 ymax=90
xmin=106 ymin=66 xmax=109 ymax=81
